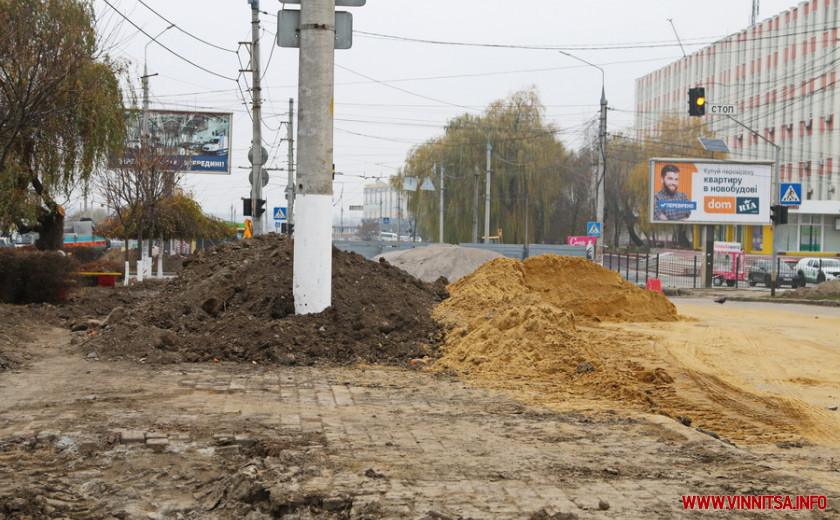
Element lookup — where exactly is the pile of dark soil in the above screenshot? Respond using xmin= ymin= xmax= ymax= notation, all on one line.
xmin=85 ymin=234 xmax=448 ymax=366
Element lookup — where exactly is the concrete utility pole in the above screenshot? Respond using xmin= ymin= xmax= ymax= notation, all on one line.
xmin=472 ymin=165 xmax=479 ymax=243
xmin=558 ymin=50 xmax=606 ymax=260
xmin=484 ymin=138 xmax=492 ymax=244
xmin=286 ymin=98 xmax=295 ymax=232
xmin=438 ymin=163 xmax=444 ymax=243
xmin=142 ymin=24 xmax=173 ymax=278
xmin=293 ymin=0 xmax=335 ymax=314
xmin=596 ymin=85 xmax=607 ymax=264
xmin=248 ymin=0 xmax=264 ymax=235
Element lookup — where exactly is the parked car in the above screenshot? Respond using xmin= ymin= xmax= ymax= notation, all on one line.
xmin=748 ymin=259 xmax=799 ymax=288
xmin=793 ymin=257 xmax=840 ymax=286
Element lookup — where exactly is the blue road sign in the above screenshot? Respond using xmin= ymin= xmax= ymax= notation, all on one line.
xmin=587 ymin=222 xmax=602 ymax=237
xmin=273 ymin=207 xmax=288 ymax=220
xmin=780 ymin=183 xmax=802 ymax=206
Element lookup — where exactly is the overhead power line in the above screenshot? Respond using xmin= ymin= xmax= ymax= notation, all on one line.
xmin=136 ymin=0 xmax=238 ymax=54
xmin=101 ymin=0 xmax=239 ymax=82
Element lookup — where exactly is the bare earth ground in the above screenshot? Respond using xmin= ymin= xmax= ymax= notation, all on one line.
xmin=1 ymin=238 xmax=839 ymax=519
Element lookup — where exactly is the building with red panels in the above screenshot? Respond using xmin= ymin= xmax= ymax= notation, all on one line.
xmin=635 ymin=0 xmax=840 ymax=254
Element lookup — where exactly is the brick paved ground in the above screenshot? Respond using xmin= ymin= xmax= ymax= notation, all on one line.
xmin=1 ymin=340 xmax=835 ymax=519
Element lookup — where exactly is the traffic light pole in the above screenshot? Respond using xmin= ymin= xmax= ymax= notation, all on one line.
xmin=724 ymin=114 xmax=782 ymax=296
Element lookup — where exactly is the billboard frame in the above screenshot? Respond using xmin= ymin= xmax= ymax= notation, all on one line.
xmin=123 ymin=109 xmax=233 ymax=175
xmin=649 ymin=158 xmax=773 ymax=226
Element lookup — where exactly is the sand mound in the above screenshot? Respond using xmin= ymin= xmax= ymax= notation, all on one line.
xmin=373 ymin=244 xmax=504 ymax=283
xmin=433 ymin=255 xmax=679 ymax=408
xmin=436 ymin=254 xmax=678 ymax=324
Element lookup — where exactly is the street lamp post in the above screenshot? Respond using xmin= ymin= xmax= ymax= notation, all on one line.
xmin=725 ymin=115 xmax=782 ymax=297
xmin=142 ymin=25 xmax=175 ymax=141
xmin=140 ymin=24 xmax=174 ymax=279
xmin=558 ymin=51 xmax=606 ymax=263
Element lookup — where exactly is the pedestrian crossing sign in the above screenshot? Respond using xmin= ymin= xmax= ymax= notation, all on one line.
xmin=587 ymin=222 xmax=602 ymax=237
xmin=273 ymin=207 xmax=288 ymax=220
xmin=780 ymin=183 xmax=802 ymax=206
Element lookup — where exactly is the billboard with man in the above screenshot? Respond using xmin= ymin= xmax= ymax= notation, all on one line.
xmin=649 ymin=159 xmax=772 ymax=225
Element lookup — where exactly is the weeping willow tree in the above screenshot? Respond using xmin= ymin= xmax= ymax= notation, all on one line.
xmin=402 ymin=87 xmax=583 ymax=244
xmin=0 ymin=0 xmax=125 ymax=249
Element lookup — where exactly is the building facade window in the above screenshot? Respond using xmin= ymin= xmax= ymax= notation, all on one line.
xmin=798 ymin=215 xmax=823 ymax=252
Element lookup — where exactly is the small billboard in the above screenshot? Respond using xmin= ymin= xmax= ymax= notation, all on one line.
xmin=649 ymin=159 xmax=772 ymax=225
xmin=122 ymin=109 xmax=233 ymax=174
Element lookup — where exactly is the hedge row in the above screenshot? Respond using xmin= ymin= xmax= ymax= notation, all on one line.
xmin=0 ymin=248 xmax=77 ymax=304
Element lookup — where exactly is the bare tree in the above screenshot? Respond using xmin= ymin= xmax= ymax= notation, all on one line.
xmin=95 ymin=143 xmax=187 ymax=264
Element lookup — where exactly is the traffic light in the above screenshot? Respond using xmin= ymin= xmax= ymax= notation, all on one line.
xmin=688 ymin=87 xmax=706 ymax=116
xmin=770 ymin=204 xmax=789 ymax=225
xmin=332 ymin=163 xmax=335 ymax=180
xmin=243 ymin=198 xmax=252 ymax=217
xmin=255 ymin=199 xmax=266 ymax=218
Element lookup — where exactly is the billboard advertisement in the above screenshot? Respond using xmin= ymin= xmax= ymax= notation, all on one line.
xmin=123 ymin=110 xmax=232 ymax=174
xmin=649 ymin=159 xmax=773 ymax=225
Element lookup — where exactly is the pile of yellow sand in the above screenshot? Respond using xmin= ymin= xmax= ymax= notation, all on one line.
xmin=432 ymin=255 xmax=678 ymax=404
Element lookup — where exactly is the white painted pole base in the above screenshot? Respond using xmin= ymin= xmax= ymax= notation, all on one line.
xmin=124 ymin=261 xmax=130 ymax=286
xmin=293 ymin=194 xmax=332 ymax=314
xmin=136 ymin=260 xmax=143 ymax=282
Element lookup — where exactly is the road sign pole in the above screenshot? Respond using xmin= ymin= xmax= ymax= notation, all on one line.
xmin=770 ymin=145 xmax=780 ymax=297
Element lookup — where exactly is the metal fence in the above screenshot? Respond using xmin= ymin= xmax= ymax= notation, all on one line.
xmin=603 ymin=251 xmax=795 ymax=289
xmin=604 ymin=251 xmax=700 ymax=289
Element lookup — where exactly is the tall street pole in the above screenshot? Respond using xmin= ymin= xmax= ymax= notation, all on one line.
xmin=293 ymin=0 xmax=334 ymax=314
xmin=725 ymin=115 xmax=781 ymax=296
xmin=286 ymin=98 xmax=295 ymax=232
xmin=472 ymin=165 xmax=479 ymax=243
xmin=438 ymin=162 xmax=444 ymax=243
xmin=248 ymin=0 xmax=264 ymax=235
xmin=596 ymin=85 xmax=607 ymax=264
xmin=141 ymin=25 xmax=174 ymax=144
xmin=558 ymin=51 xmax=606 ymax=261
xmin=484 ymin=137 xmax=492 ymax=243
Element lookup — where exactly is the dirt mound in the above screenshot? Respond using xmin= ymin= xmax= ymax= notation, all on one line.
xmin=782 ymin=279 xmax=840 ymax=299
xmin=373 ymin=244 xmax=504 ymax=283
xmin=432 ymin=255 xmax=679 ymax=409
xmin=85 ymin=234 xmax=447 ymax=366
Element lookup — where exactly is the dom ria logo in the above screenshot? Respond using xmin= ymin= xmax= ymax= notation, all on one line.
xmin=736 ymin=197 xmax=759 ymax=214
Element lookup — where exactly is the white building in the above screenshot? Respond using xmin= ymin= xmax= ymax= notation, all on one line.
xmin=363 ymin=183 xmax=403 ymax=221
xmin=635 ymin=0 xmax=840 ymax=253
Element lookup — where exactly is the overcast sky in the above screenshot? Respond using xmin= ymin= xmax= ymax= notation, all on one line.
xmin=87 ymin=0 xmax=800 ymax=224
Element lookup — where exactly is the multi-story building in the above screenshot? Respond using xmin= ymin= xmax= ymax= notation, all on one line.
xmin=635 ymin=0 xmax=840 ymax=253
xmin=362 ymin=182 xmax=418 ymax=239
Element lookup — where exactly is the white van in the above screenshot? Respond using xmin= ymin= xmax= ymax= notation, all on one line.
xmin=379 ymin=232 xmax=397 ymax=241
